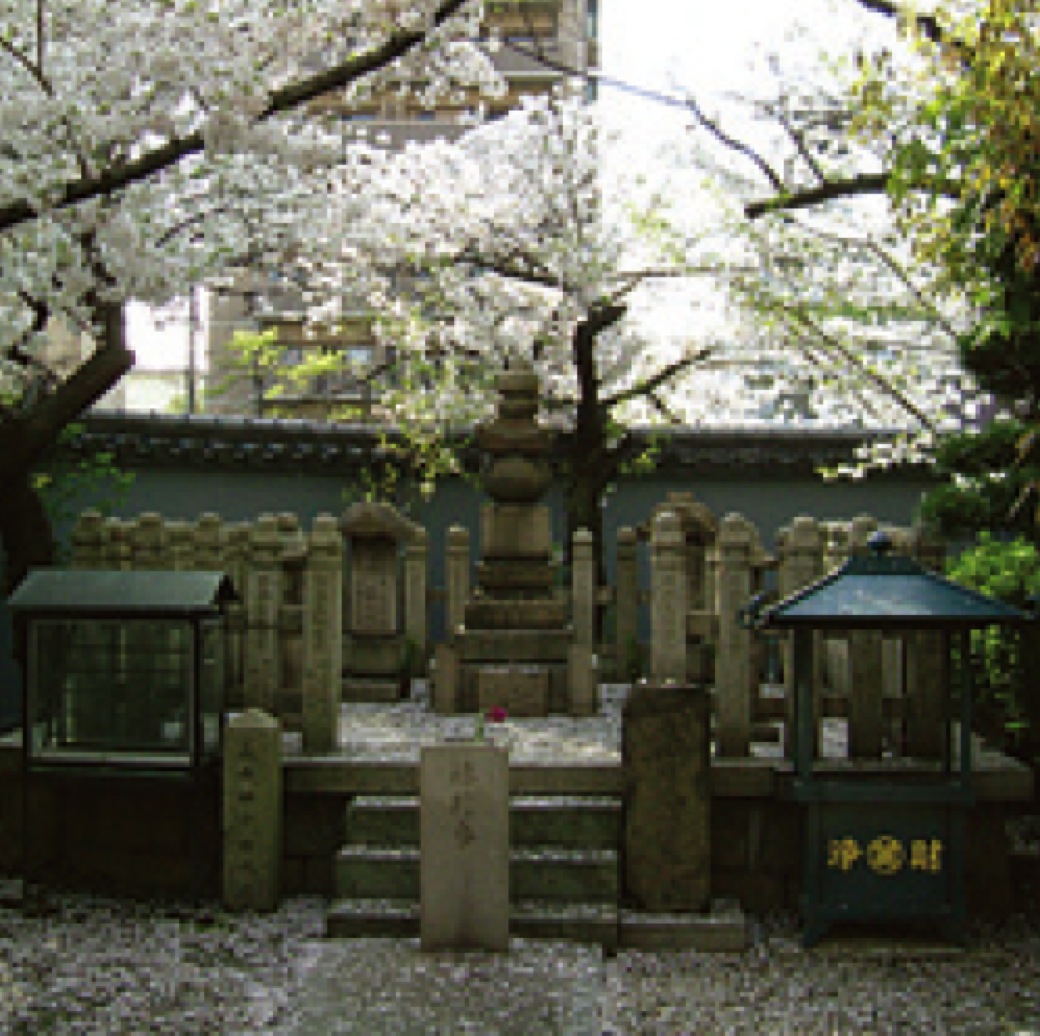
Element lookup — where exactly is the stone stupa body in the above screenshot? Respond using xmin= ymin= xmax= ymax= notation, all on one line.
xmin=433 ymin=365 xmax=594 ymax=717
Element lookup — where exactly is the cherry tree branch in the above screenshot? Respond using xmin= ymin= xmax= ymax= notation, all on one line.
xmin=601 ymin=348 xmax=712 ymax=410
xmin=0 ymin=0 xmax=470 ymax=234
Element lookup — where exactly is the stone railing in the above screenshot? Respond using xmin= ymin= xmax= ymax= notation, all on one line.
xmin=631 ymin=499 xmax=947 ymax=763
xmin=70 ymin=506 xmax=428 ymax=748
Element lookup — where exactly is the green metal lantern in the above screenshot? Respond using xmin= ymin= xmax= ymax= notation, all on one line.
xmin=752 ymin=531 xmax=1031 ymax=946
xmin=9 ymin=569 xmax=237 ymax=772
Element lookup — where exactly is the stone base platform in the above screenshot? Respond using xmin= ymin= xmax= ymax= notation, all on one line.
xmin=619 ymin=899 xmax=748 ymax=952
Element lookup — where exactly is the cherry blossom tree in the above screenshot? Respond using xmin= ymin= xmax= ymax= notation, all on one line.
xmin=0 ymin=0 xmax=496 ymax=587
xmin=289 ymin=93 xmax=719 ymax=573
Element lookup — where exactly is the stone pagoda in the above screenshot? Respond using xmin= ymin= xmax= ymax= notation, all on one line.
xmin=433 ymin=364 xmax=594 ymax=717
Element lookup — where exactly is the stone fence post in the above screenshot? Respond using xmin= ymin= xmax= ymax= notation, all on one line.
xmin=223 ymin=709 xmax=282 ymax=911
xmin=130 ymin=512 xmax=166 ymax=570
xmin=168 ymin=521 xmax=194 ymax=571
xmin=71 ymin=510 xmax=105 ymax=569
xmin=245 ymin=515 xmax=282 ymax=714
xmin=404 ymin=528 xmax=429 ymax=670
xmin=104 ymin=519 xmax=132 ymax=570
xmin=650 ymin=511 xmax=687 ymax=683
xmin=614 ymin=527 xmax=639 ymax=681
xmin=445 ymin=526 xmax=470 ymax=639
xmin=715 ymin=513 xmax=758 ymax=757
xmin=571 ymin=528 xmax=595 ymax=649
xmin=302 ymin=516 xmax=343 ymax=754
xmin=194 ymin=512 xmax=225 ymax=571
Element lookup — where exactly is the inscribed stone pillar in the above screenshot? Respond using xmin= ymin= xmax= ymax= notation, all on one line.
xmin=904 ymin=525 xmax=948 ymax=758
xmin=404 ymin=528 xmax=429 ymax=668
xmin=571 ymin=528 xmax=595 ymax=649
xmin=623 ymin=683 xmax=711 ymax=911
xmin=846 ymin=517 xmax=884 ymax=758
xmin=445 ymin=526 xmax=471 ymax=638
xmin=302 ymin=516 xmax=343 ymax=754
xmin=615 ymin=527 xmax=639 ymax=680
xmin=71 ymin=510 xmax=105 ymax=569
xmin=129 ymin=512 xmax=166 ymax=570
xmin=650 ymin=511 xmax=687 ymax=683
xmin=245 ymin=515 xmax=282 ymax=713
xmin=223 ymin=709 xmax=282 ymax=911
xmin=420 ymin=743 xmax=509 ymax=952
xmin=194 ymin=513 xmax=225 ymax=571
xmin=715 ymin=514 xmax=758 ymax=757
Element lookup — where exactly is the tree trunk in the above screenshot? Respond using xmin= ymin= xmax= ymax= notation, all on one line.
xmin=1 ymin=476 xmax=54 ymax=595
xmin=0 ymin=301 xmax=132 ymax=588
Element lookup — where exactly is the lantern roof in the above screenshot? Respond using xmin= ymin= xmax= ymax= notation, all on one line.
xmin=759 ymin=532 xmax=1031 ymax=630
xmin=7 ymin=569 xmax=237 ymax=616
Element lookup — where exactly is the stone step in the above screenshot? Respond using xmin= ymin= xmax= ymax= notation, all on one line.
xmin=346 ymin=795 xmax=621 ymax=850
xmin=324 ymin=897 xmax=619 ymax=950
xmin=335 ymin=845 xmax=618 ymax=903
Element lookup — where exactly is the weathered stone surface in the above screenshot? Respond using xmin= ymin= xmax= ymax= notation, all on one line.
xmin=302 ymin=515 xmax=342 ymax=755
xmin=344 ymin=636 xmax=406 ymax=675
xmin=420 ymin=743 xmax=509 ymax=952
xmin=445 ymin=526 xmax=471 ymax=638
xmin=480 ymin=504 xmax=552 ymax=559
xmin=457 ymin=629 xmax=572 ymax=662
xmin=568 ymin=644 xmax=597 ymax=717
xmin=223 ymin=710 xmax=282 ymax=911
xmin=432 ymin=643 xmax=460 ymax=714
xmin=349 ymin=538 xmax=399 ymax=635
xmin=477 ymin=666 xmax=550 ymax=717
xmin=650 ymin=510 xmax=687 ymax=683
xmin=463 ymin=597 xmax=567 ymax=630
xmin=623 ymin=684 xmax=711 ymax=912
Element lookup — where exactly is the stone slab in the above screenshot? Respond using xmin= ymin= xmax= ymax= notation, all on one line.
xmin=420 ymin=743 xmax=510 ymax=952
xmin=623 ymin=684 xmax=711 ymax=912
xmin=619 ymin=900 xmax=748 ymax=952
xmin=478 ymin=666 xmax=550 ymax=717
xmin=457 ymin=629 xmax=572 ymax=663
xmin=342 ymin=679 xmax=406 ymax=704
xmin=481 ymin=503 xmax=552 ymax=558
xmin=464 ymin=598 xmax=568 ymax=630
xmin=460 ymin=662 xmax=568 ymax=715
xmin=344 ymin=635 xmax=406 ymax=675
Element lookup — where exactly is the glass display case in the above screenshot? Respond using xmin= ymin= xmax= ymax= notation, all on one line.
xmin=9 ymin=570 xmax=236 ymax=772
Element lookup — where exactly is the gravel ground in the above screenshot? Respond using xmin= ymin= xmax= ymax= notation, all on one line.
xmin=0 ymin=893 xmax=1039 ymax=1035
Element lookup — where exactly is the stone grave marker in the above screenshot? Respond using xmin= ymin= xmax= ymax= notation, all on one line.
xmin=420 ymin=743 xmax=509 ymax=952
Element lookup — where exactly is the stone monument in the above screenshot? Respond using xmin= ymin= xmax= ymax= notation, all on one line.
xmin=433 ymin=364 xmax=589 ymax=716
xmin=340 ymin=502 xmax=423 ymax=702
xmin=420 ymin=742 xmax=510 ymax=952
